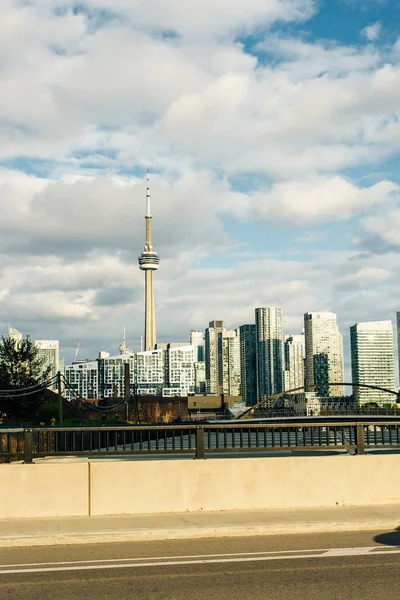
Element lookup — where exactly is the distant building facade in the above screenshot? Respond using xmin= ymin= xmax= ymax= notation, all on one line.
xmin=284 ymin=334 xmax=305 ymax=392
xmin=255 ymin=307 xmax=284 ymax=403
xmin=65 ymin=360 xmax=99 ymax=400
xmin=190 ymin=330 xmax=205 ymax=362
xmin=397 ymin=312 xmax=400 ymax=383
xmin=237 ymin=324 xmax=257 ymax=406
xmin=304 ymin=312 xmax=344 ymax=397
xmin=163 ymin=344 xmax=195 ymax=397
xmin=205 ymin=320 xmax=224 ymax=394
xmin=219 ymin=330 xmax=241 ymax=397
xmin=8 ymin=326 xmax=22 ymax=344
xmin=135 ymin=348 xmax=165 ymax=396
xmin=35 ymin=340 xmax=59 ymax=389
xmin=284 ymin=392 xmax=354 ymax=417
xmin=194 ymin=361 xmax=206 ymax=393
xmin=98 ymin=354 xmax=135 ymax=399
xmin=350 ymin=320 xmax=395 ymax=407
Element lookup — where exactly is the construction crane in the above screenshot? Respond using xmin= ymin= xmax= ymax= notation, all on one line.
xmin=73 ymin=343 xmax=81 ymax=363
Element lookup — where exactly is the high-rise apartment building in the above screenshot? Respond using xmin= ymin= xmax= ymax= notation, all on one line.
xmin=304 ymin=312 xmax=344 ymax=397
xmin=284 ymin=334 xmax=305 ymax=392
xmin=237 ymin=324 xmax=257 ymax=406
xmin=194 ymin=362 xmax=206 ymax=393
xmin=350 ymin=321 xmax=395 ymax=407
xmin=163 ymin=344 xmax=195 ymax=397
xmin=218 ymin=330 xmax=241 ymax=397
xmin=35 ymin=340 xmax=59 ymax=389
xmin=135 ymin=348 xmax=165 ymax=396
xmin=190 ymin=330 xmax=205 ymax=362
xmin=396 ymin=312 xmax=400 ymax=381
xmin=65 ymin=354 xmax=134 ymax=400
xmin=65 ymin=360 xmax=99 ymax=400
xmin=98 ymin=354 xmax=135 ymax=399
xmin=191 ymin=330 xmax=206 ymax=393
xmin=255 ymin=307 xmax=284 ymax=403
xmin=205 ymin=320 xmax=224 ymax=394
xmin=8 ymin=325 xmax=22 ymax=344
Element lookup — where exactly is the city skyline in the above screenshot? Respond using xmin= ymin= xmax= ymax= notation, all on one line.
xmin=5 ymin=306 xmax=400 ymax=386
xmin=0 ymin=2 xmax=400 ymax=378
xmin=61 ymin=309 xmax=399 ymax=406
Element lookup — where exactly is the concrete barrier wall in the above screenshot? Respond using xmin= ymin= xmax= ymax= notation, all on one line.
xmin=0 ymin=463 xmax=89 ymax=518
xmin=1 ymin=455 xmax=400 ymax=519
xmin=89 ymin=454 xmax=400 ymax=516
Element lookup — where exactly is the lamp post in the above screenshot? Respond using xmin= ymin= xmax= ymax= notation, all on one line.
xmin=57 ymin=371 xmax=63 ymax=425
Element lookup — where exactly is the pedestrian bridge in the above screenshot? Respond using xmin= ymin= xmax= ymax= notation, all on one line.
xmin=1 ymin=418 xmax=400 ymax=462
xmin=1 ymin=451 xmax=400 ymax=519
xmin=1 ymin=419 xmax=400 ymax=520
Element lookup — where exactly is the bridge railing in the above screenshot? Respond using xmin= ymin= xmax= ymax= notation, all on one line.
xmin=1 ymin=421 xmax=400 ymax=463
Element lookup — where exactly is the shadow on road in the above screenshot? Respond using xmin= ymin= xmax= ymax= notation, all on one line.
xmin=374 ymin=526 xmax=400 ymax=546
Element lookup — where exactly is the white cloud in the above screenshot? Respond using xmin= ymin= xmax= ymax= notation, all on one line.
xmin=338 ymin=266 xmax=392 ymax=286
xmin=0 ymin=0 xmax=400 ymax=368
xmin=0 ymin=169 xmax=233 ymax=258
xmin=28 ymin=0 xmax=316 ymax=38
xmin=0 ymin=3 xmax=398 ymax=178
xmin=244 ymin=177 xmax=398 ymax=226
xmin=361 ymin=22 xmax=382 ymax=42
xmin=258 ymin=36 xmax=380 ymax=78
xmin=357 ymin=208 xmax=400 ymax=251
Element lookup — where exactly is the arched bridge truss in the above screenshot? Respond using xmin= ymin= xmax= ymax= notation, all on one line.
xmin=236 ymin=382 xmax=399 ymax=420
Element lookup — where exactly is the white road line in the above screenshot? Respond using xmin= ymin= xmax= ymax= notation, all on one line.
xmin=323 ymin=547 xmax=377 ymax=556
xmin=0 ymin=548 xmax=326 ymax=569
xmin=0 ymin=547 xmax=399 ymax=575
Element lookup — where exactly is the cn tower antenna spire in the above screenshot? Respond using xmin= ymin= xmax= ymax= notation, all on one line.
xmin=138 ymin=169 xmax=159 ymax=351
xmin=146 ymin=168 xmax=151 ymax=218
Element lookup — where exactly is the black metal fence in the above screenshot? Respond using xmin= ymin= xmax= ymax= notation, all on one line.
xmin=1 ymin=421 xmax=400 ymax=463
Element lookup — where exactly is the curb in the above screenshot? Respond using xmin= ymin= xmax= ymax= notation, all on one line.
xmin=0 ymin=519 xmax=397 ymax=548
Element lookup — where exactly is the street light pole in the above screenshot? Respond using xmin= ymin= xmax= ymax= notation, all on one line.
xmin=57 ymin=371 xmax=64 ymax=425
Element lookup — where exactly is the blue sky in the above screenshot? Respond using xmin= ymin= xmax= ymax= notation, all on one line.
xmin=0 ymin=0 xmax=399 ymax=379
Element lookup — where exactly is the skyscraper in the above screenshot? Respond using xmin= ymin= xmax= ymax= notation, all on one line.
xmin=135 ymin=348 xmax=165 ymax=396
xmin=8 ymin=325 xmax=22 ymax=345
xmin=65 ymin=359 xmax=99 ymax=400
xmin=350 ymin=321 xmax=395 ymax=407
xmin=190 ymin=330 xmax=205 ymax=362
xmin=396 ymin=312 xmax=400 ymax=381
xmin=284 ymin=334 xmax=305 ymax=391
xmin=191 ymin=330 xmax=206 ymax=393
xmin=163 ymin=344 xmax=195 ymax=397
xmin=255 ymin=307 xmax=284 ymax=403
xmin=205 ymin=320 xmax=224 ymax=393
xmin=218 ymin=330 xmax=241 ymax=397
xmin=99 ymin=354 xmax=135 ymax=399
xmin=194 ymin=361 xmax=206 ymax=393
xmin=237 ymin=324 xmax=257 ymax=406
xmin=138 ymin=171 xmax=160 ymax=351
xmin=304 ymin=312 xmax=344 ymax=397
xmin=35 ymin=340 xmax=60 ymax=389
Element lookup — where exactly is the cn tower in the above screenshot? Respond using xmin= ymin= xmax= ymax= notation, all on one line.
xmin=138 ymin=170 xmax=160 ymax=351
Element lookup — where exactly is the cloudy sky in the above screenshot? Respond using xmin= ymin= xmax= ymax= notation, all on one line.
xmin=1 ymin=0 xmax=400 ymax=375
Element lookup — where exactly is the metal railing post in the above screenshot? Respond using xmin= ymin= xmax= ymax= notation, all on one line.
xmin=195 ymin=426 xmax=205 ymax=459
xmin=355 ymin=423 xmax=365 ymax=454
xmin=23 ymin=429 xmax=34 ymax=464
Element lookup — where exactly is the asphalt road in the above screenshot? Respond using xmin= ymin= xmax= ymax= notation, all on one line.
xmin=0 ymin=529 xmax=399 ymax=599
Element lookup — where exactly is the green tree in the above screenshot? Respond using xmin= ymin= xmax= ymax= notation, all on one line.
xmin=0 ymin=334 xmax=52 ymax=422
